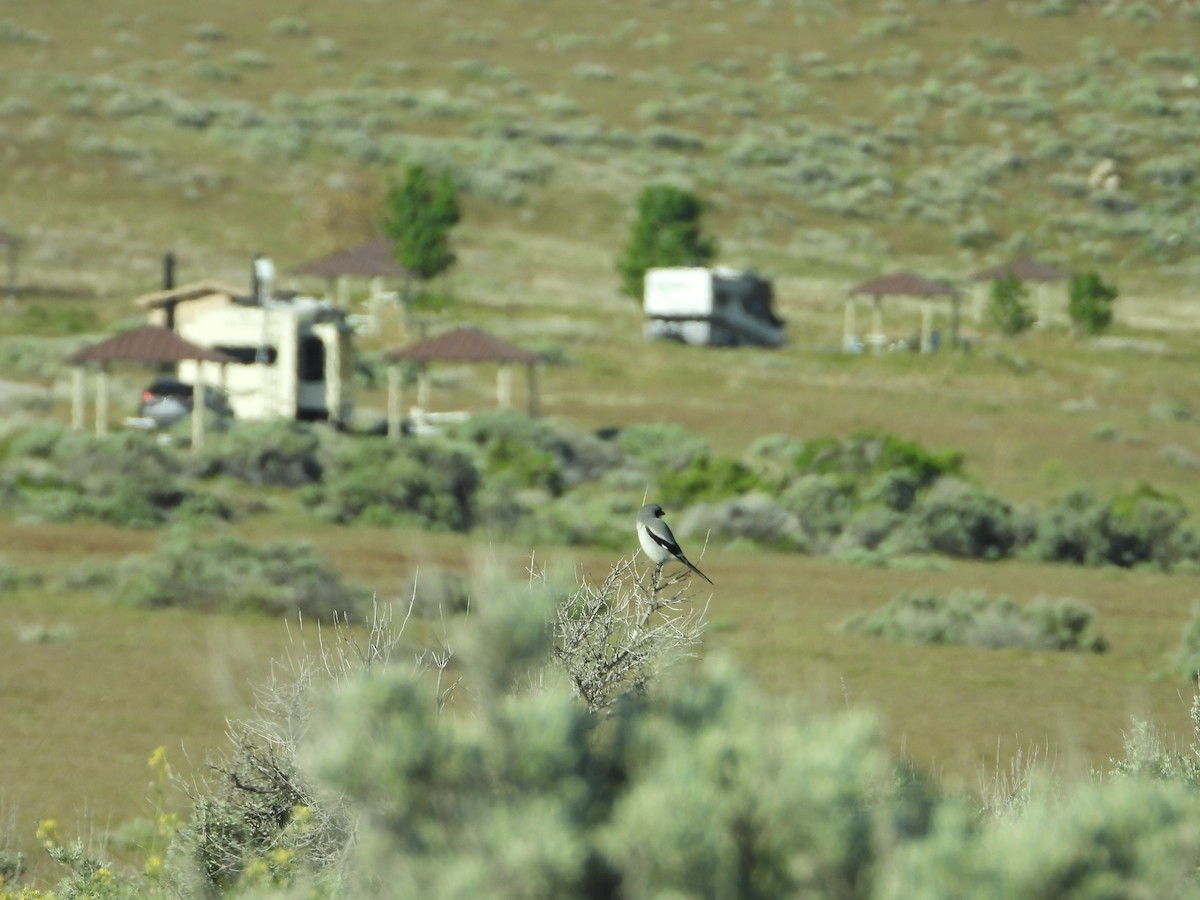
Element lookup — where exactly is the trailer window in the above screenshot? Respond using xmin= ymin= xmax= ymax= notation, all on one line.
xmin=215 ymin=345 xmax=277 ymax=365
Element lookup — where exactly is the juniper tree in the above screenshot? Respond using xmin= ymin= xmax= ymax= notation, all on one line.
xmin=1068 ymin=270 xmax=1118 ymax=337
xmin=617 ymin=184 xmax=717 ymax=300
xmin=383 ymin=164 xmax=461 ymax=297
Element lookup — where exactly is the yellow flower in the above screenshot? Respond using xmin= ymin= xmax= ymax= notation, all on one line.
xmin=144 ymin=854 xmax=163 ymax=877
xmin=147 ymin=745 xmax=171 ymax=777
xmin=35 ymin=819 xmax=60 ymax=849
xmin=243 ymin=858 xmax=269 ymax=882
xmin=290 ymin=804 xmax=312 ymax=825
xmin=271 ymin=848 xmax=294 ymax=868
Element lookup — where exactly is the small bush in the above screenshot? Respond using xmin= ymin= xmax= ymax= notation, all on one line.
xmin=116 ymin=529 xmax=370 ymax=621
xmin=987 ymin=272 xmax=1035 ymax=335
xmin=893 ymin=478 xmax=1019 ymax=560
xmin=793 ymin=432 xmax=962 ymax=489
xmin=1033 ymin=485 xmax=1191 ymax=569
xmin=1176 ymin=609 xmax=1200 ymax=680
xmin=314 ymin=437 xmax=478 ymax=530
xmin=678 ymin=493 xmax=802 ymax=550
xmin=0 ymin=430 xmax=193 ymax=527
xmin=779 ymin=474 xmax=855 ymax=551
xmin=656 ymin=451 xmax=762 ymax=506
xmin=450 ymin=409 xmax=571 ymax=495
xmin=193 ymin=419 xmax=324 ymax=487
xmin=1068 ymin=270 xmax=1118 ymax=337
xmin=615 ymin=421 xmax=709 ymax=472
xmin=844 ymin=590 xmax=1107 ymax=653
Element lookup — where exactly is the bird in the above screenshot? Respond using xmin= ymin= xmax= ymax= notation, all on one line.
xmin=636 ymin=503 xmax=713 ymax=585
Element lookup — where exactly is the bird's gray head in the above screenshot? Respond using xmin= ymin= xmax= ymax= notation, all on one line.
xmin=639 ymin=503 xmax=665 ymax=520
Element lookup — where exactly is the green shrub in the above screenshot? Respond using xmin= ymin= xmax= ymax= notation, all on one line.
xmin=0 ymin=430 xmax=193 ymax=527
xmin=1107 ymin=484 xmax=1190 ymax=568
xmin=898 ymin=478 xmax=1019 ymax=560
xmin=1068 ymin=270 xmax=1118 ymax=337
xmin=193 ymin=419 xmax=323 ymax=487
xmin=780 ymin=474 xmax=855 ymax=551
xmin=306 ymin=578 xmax=902 ymax=899
xmin=656 ymin=451 xmax=762 ymax=505
xmin=1033 ymin=485 xmax=1191 ymax=569
xmin=1031 ymin=487 xmax=1111 ymax=565
xmin=615 ymin=421 xmax=709 ymax=472
xmin=793 ymin=432 xmax=963 ymax=489
xmin=878 ymin=779 xmax=1200 ymax=899
xmin=116 ymin=529 xmax=370 ymax=621
xmin=677 ymin=494 xmax=802 ymax=550
xmin=1176 ymin=609 xmax=1200 ymax=680
xmin=314 ymin=437 xmax=478 ymax=529
xmin=450 ymin=409 xmax=570 ymax=495
xmin=845 ymin=590 xmax=1107 ymax=652
xmin=987 ymin=272 xmax=1035 ymax=335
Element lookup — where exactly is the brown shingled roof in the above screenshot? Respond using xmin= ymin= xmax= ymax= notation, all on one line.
xmin=69 ymin=325 xmax=236 ymax=365
xmin=293 ymin=239 xmax=412 ymax=279
xmin=384 ymin=326 xmax=542 ymax=364
xmin=970 ymin=256 xmax=1070 ymax=283
xmin=850 ymin=270 xmax=959 ymax=297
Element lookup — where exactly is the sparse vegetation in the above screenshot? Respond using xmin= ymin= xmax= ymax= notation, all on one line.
xmin=845 ymin=589 xmax=1108 ymax=653
xmin=8 ymin=1 xmax=1200 ymax=893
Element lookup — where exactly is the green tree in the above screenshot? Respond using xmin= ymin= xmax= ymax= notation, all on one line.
xmin=987 ymin=272 xmax=1035 ymax=336
xmin=383 ymin=164 xmax=461 ymax=285
xmin=1068 ymin=271 xmax=1118 ymax=337
xmin=617 ymin=184 xmax=718 ymax=300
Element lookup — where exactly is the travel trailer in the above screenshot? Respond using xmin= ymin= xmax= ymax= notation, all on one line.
xmin=643 ymin=266 xmax=785 ymax=347
xmin=136 ymin=280 xmax=354 ymax=426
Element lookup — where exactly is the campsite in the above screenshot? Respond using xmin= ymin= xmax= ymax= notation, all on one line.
xmin=4 ymin=1 xmax=1200 ymax=895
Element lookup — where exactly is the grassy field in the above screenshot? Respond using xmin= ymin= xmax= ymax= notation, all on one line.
xmin=4 ymin=0 xmax=1200 ymax=884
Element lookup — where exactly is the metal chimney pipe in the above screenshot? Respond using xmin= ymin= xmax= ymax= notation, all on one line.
xmin=162 ymin=252 xmax=177 ymax=331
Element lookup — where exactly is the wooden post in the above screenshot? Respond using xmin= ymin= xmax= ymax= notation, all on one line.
xmin=192 ymin=364 xmax=206 ymax=450
xmin=920 ymin=299 xmax=934 ymax=353
xmin=387 ymin=364 xmax=403 ymax=439
xmin=325 ymin=332 xmax=342 ymax=424
xmin=497 ymin=363 xmax=512 ymax=408
xmin=4 ymin=241 xmax=16 ymax=298
xmin=95 ymin=365 xmax=109 ymax=436
xmin=843 ymin=297 xmax=856 ymax=351
xmin=71 ymin=367 xmax=85 ymax=431
xmin=870 ymin=295 xmax=884 ymax=354
xmin=417 ymin=365 xmax=430 ymax=411
xmin=527 ymin=363 xmax=539 ymax=418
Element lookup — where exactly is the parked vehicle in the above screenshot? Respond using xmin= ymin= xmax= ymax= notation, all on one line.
xmin=137 ymin=376 xmax=232 ymax=429
xmin=643 ymin=266 xmax=786 ymax=347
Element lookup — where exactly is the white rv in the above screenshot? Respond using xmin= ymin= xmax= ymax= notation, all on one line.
xmin=643 ymin=266 xmax=785 ymax=347
xmin=136 ymin=282 xmax=354 ymax=426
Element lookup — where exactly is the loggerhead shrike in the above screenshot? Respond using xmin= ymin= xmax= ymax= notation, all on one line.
xmin=636 ymin=503 xmax=713 ymax=585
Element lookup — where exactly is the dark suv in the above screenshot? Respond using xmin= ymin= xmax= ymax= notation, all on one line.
xmin=138 ymin=377 xmax=232 ymax=429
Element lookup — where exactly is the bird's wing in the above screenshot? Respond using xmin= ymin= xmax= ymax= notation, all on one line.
xmin=645 ymin=518 xmax=682 ymax=556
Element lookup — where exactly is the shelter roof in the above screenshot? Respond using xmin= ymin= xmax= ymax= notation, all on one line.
xmin=850 ymin=270 xmax=959 ymax=297
xmin=385 ymin=326 xmax=542 ymax=364
xmin=69 ymin=325 xmax=236 ymax=365
xmin=293 ymin=238 xmax=411 ymax=279
xmin=970 ymin=256 xmax=1070 ymax=282
xmin=133 ymin=280 xmax=248 ymax=310
xmin=0 ymin=229 xmax=20 ymax=247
